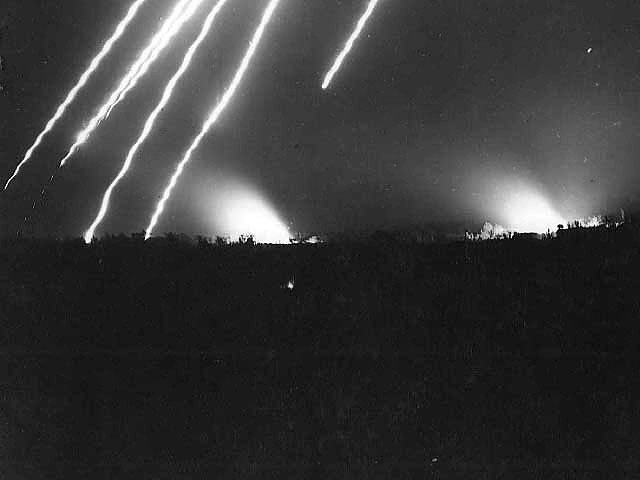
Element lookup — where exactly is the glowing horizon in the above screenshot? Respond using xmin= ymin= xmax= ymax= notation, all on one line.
xmin=216 ymin=187 xmax=290 ymax=244
xmin=501 ymin=190 xmax=566 ymax=233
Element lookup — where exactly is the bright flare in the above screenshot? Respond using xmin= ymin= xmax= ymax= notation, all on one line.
xmin=321 ymin=0 xmax=380 ymax=89
xmin=83 ymin=0 xmax=230 ymax=243
xmin=59 ymin=0 xmax=204 ymax=168
xmin=4 ymin=0 xmax=150 ymax=190
xmin=144 ymin=0 xmax=281 ymax=240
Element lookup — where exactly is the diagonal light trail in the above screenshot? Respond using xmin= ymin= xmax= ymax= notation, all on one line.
xmin=321 ymin=0 xmax=380 ymax=90
xmin=103 ymin=0 xmax=208 ymax=120
xmin=104 ymin=0 xmax=211 ymax=119
xmin=83 ymin=0 xmax=230 ymax=243
xmin=144 ymin=0 xmax=281 ymax=240
xmin=3 ymin=0 xmax=150 ymax=190
xmin=59 ymin=0 xmax=207 ymax=168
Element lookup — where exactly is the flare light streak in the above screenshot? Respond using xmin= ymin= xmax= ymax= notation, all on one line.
xmin=4 ymin=0 xmax=150 ymax=190
xmin=144 ymin=0 xmax=281 ymax=240
xmin=59 ymin=0 xmax=206 ymax=168
xmin=83 ymin=0 xmax=230 ymax=243
xmin=321 ymin=0 xmax=380 ymax=90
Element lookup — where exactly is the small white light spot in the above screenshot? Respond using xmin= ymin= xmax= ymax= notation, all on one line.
xmin=586 ymin=47 xmax=593 ymax=53
xmin=287 ymin=280 xmax=295 ymax=290
xmin=431 ymin=457 xmax=438 ymax=463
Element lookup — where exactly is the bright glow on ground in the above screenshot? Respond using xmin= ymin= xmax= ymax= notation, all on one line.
xmin=470 ymin=171 xmax=568 ymax=234
xmin=212 ymin=183 xmax=290 ymax=244
xmin=502 ymin=190 xmax=565 ymax=233
xmin=578 ymin=215 xmax=604 ymax=228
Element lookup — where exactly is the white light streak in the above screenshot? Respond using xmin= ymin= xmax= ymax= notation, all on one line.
xmin=144 ymin=0 xmax=281 ymax=240
xmin=4 ymin=0 xmax=150 ymax=190
xmin=59 ymin=0 xmax=204 ymax=168
xmin=321 ymin=0 xmax=380 ymax=90
xmin=104 ymin=0 xmax=208 ymax=120
xmin=83 ymin=0 xmax=230 ymax=243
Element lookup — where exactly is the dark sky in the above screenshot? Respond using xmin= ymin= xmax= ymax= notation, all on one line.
xmin=1 ymin=0 xmax=640 ymax=238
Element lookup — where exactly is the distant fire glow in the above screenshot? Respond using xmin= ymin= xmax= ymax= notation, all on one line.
xmin=469 ymin=173 xmax=568 ymax=235
xmin=578 ymin=215 xmax=604 ymax=228
xmin=467 ymin=173 xmax=616 ymax=239
xmin=205 ymin=181 xmax=290 ymax=244
xmin=502 ymin=190 xmax=566 ymax=233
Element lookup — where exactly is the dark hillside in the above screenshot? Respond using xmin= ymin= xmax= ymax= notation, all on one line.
xmin=1 ymin=225 xmax=639 ymax=478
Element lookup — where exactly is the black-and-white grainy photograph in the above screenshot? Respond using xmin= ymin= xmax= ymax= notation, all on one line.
xmin=1 ymin=0 xmax=640 ymax=477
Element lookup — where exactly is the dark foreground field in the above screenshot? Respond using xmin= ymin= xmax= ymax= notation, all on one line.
xmin=1 ymin=225 xmax=640 ymax=479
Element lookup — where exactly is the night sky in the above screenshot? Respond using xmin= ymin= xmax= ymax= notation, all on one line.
xmin=1 ymin=0 xmax=640 ymax=238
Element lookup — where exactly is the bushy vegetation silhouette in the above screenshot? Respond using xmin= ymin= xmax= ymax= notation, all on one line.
xmin=1 ymin=222 xmax=639 ymax=478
